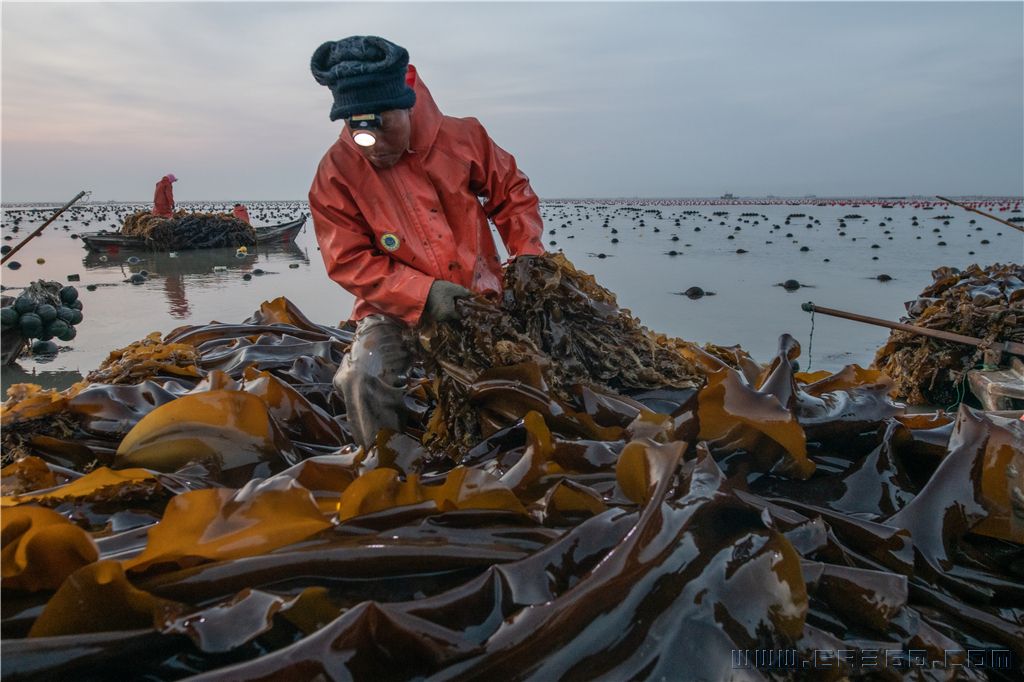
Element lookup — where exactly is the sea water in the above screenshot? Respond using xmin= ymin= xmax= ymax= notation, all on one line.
xmin=1 ymin=199 xmax=1021 ymax=393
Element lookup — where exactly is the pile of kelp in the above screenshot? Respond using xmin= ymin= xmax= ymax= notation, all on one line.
xmin=874 ymin=263 xmax=1024 ymax=405
xmin=2 ymin=257 xmax=1023 ymax=680
xmin=121 ymin=210 xmax=256 ymax=250
xmin=420 ymin=253 xmax=707 ymax=451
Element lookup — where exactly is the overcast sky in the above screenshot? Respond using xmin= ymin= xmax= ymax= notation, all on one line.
xmin=2 ymin=1 xmax=1022 ymax=202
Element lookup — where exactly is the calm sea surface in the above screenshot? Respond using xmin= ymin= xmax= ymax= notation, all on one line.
xmin=2 ymin=199 xmax=1022 ymax=393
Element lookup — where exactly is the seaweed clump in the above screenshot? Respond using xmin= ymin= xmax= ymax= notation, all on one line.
xmin=873 ymin=263 xmax=1024 ymax=404
xmin=85 ymin=332 xmax=201 ymax=385
xmin=120 ymin=210 xmax=256 ymax=250
xmin=419 ymin=253 xmax=704 ymax=451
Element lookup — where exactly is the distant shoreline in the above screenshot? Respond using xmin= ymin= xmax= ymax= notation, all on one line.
xmin=2 ymin=196 xmax=1022 ymax=208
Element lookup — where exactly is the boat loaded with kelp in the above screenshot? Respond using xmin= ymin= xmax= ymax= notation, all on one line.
xmin=79 ymin=210 xmax=306 ymax=252
xmin=1 ymin=253 xmax=1021 ymax=680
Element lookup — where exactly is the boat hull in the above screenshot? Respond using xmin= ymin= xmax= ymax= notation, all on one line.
xmin=79 ymin=216 xmax=306 ymax=252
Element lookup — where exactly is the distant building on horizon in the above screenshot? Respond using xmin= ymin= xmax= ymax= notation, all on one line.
xmin=721 ymin=192 xmax=735 ymax=199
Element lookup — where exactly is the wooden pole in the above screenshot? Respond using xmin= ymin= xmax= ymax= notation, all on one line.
xmin=801 ymin=302 xmax=1024 ymax=357
xmin=936 ymin=195 xmax=1024 ymax=233
xmin=2 ymin=191 xmax=88 ymax=265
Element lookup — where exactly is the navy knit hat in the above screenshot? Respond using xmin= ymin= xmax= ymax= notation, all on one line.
xmin=310 ymin=36 xmax=417 ymax=121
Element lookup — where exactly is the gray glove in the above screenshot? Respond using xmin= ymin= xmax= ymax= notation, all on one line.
xmin=424 ymin=280 xmax=472 ymax=322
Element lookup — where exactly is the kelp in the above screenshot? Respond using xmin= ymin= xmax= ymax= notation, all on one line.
xmin=873 ymin=262 xmax=1024 ymax=405
xmin=1 ymin=255 xmax=1022 ymax=680
xmin=85 ymin=332 xmax=201 ymax=386
xmin=120 ymin=210 xmax=256 ymax=251
xmin=0 ymin=384 xmax=86 ymax=468
xmin=420 ymin=253 xmax=704 ymax=451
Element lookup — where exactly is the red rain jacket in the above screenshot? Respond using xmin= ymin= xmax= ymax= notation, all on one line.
xmin=309 ymin=65 xmax=545 ymax=327
xmin=232 ymin=205 xmax=251 ymax=224
xmin=153 ymin=177 xmax=175 ymax=218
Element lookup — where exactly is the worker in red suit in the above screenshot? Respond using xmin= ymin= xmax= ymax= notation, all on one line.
xmin=232 ymin=203 xmax=251 ymax=224
xmin=309 ymin=35 xmax=545 ymax=450
xmin=153 ymin=174 xmax=177 ymax=218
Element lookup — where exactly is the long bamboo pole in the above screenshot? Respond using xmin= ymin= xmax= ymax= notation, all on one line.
xmin=2 ymin=191 xmax=88 ymax=265
xmin=935 ymin=195 xmax=1024 ymax=234
xmin=801 ymin=302 xmax=1024 ymax=357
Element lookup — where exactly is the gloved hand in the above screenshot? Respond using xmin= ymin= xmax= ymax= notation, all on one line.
xmin=424 ymin=280 xmax=472 ymax=322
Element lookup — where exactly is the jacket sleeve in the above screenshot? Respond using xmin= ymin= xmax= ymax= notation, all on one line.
xmin=165 ymin=184 xmax=174 ymax=211
xmin=466 ymin=120 xmax=545 ymax=258
xmin=308 ymin=168 xmax=435 ymax=326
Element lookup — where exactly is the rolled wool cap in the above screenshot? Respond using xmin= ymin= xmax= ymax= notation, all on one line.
xmin=310 ymin=35 xmax=416 ymax=121
xmin=166 ymin=174 xmax=178 ymax=182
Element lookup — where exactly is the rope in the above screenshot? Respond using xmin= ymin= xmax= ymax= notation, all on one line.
xmin=806 ymin=308 xmax=815 ymax=372
xmin=945 ymin=372 xmax=968 ymax=413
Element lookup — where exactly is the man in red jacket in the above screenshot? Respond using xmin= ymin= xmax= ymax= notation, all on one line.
xmin=309 ymin=35 xmax=545 ymax=450
xmin=153 ymin=174 xmax=177 ymax=218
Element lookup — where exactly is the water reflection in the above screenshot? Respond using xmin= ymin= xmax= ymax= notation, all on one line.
xmin=81 ymin=244 xmax=310 ymax=320
xmin=0 ymin=362 xmax=85 ymax=392
xmin=81 ymin=242 xmax=308 ymax=272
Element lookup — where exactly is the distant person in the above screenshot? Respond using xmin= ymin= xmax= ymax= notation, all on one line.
xmin=153 ymin=174 xmax=177 ymax=218
xmin=232 ymin=203 xmax=251 ymax=224
xmin=308 ymin=36 xmax=544 ymax=451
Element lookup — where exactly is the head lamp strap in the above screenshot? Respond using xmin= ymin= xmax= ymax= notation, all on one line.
xmin=348 ymin=113 xmax=383 ymax=130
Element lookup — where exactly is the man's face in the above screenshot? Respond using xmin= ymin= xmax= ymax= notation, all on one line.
xmin=351 ymin=109 xmax=411 ymax=170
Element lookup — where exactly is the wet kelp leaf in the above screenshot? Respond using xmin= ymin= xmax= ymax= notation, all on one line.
xmin=66 ymin=381 xmax=188 ymax=439
xmin=1 ymin=456 xmax=61 ymax=495
xmin=1 ymin=466 xmax=159 ymax=508
xmin=337 ymin=466 xmax=527 ymax=522
xmin=1 ymin=382 xmax=86 ymax=427
xmin=1 ymin=506 xmax=99 ymax=592
xmin=538 ymin=479 xmax=607 ymax=524
xmin=615 ymin=440 xmax=687 ymax=505
xmin=828 ymin=419 xmax=918 ymax=517
xmin=115 ymin=390 xmax=300 ymax=479
xmin=269 ymin=456 xmax=359 ymax=515
xmin=243 ymin=297 xmax=348 ymax=336
xmin=496 ymin=411 xmax=557 ymax=494
xmin=195 ymin=334 xmax=344 ymax=376
xmin=697 ymin=363 xmax=812 ymax=478
xmin=802 ymin=561 xmax=908 ymax=635
xmin=125 ymin=477 xmax=333 ymax=573
xmin=160 ymin=587 xmax=313 ymax=653
xmin=467 ymin=362 xmax=624 ymax=443
xmin=888 ymin=406 xmax=1024 ymax=572
xmin=239 ymin=367 xmax=347 ymax=447
xmin=28 ymin=560 xmax=182 ymax=637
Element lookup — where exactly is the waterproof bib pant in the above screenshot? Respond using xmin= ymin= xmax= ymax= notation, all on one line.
xmin=333 ymin=314 xmax=412 ymax=449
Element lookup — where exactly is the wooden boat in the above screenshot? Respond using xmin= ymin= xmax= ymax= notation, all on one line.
xmin=78 ymin=216 xmax=306 ymax=252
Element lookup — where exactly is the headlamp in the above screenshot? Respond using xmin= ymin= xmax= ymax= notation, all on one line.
xmin=348 ymin=113 xmax=382 ymax=147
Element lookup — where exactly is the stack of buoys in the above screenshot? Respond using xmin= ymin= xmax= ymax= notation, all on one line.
xmin=1 ymin=282 xmax=83 ymax=357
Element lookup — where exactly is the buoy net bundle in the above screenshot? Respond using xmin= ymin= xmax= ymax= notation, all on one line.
xmin=1 ymin=281 xmax=84 ymax=357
